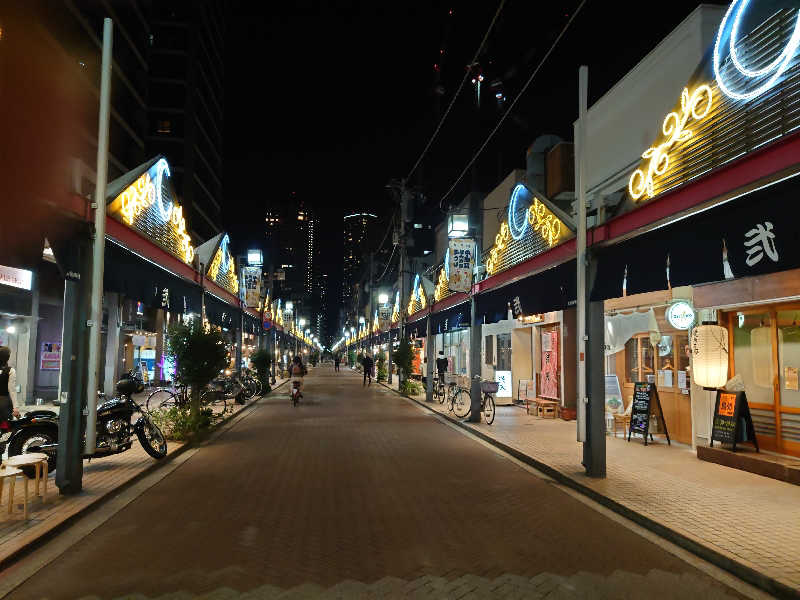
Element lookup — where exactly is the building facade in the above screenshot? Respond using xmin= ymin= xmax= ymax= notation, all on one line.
xmin=145 ymin=0 xmax=225 ymax=242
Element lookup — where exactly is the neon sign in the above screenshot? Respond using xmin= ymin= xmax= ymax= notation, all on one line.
xmin=714 ymin=0 xmax=800 ymax=101
xmin=208 ymin=234 xmax=240 ymax=294
xmin=114 ymin=158 xmax=195 ymax=264
xmin=628 ymin=85 xmax=713 ymax=201
xmin=486 ymin=185 xmax=565 ymax=276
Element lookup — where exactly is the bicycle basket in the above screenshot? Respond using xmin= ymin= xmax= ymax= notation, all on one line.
xmin=480 ymin=381 xmax=499 ymax=394
xmin=444 ymin=373 xmax=458 ymax=384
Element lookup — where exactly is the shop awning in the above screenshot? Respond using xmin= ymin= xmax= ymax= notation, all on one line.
xmin=243 ymin=312 xmax=261 ymax=335
xmin=591 ymin=175 xmax=800 ymax=301
xmin=476 ymin=259 xmax=576 ymax=324
xmin=104 ymin=239 xmax=202 ymax=313
xmin=406 ymin=315 xmax=428 ymax=338
xmin=431 ymin=301 xmax=471 ymax=334
xmin=204 ymin=291 xmax=239 ymax=329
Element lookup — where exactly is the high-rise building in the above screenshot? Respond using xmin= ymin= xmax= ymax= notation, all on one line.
xmin=145 ymin=1 xmax=225 ymax=242
xmin=32 ymin=1 xmax=150 ymax=196
xmin=341 ymin=212 xmax=378 ymax=320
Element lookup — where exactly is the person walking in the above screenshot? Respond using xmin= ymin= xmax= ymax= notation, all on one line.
xmin=334 ymin=354 xmax=340 ymax=372
xmin=436 ymin=351 xmax=449 ymax=385
xmin=362 ymin=353 xmax=374 ymax=386
xmin=0 ymin=346 xmax=20 ymax=428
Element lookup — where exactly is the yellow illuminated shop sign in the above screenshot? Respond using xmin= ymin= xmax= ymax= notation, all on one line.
xmin=629 ymin=85 xmax=713 ymax=201
xmin=108 ymin=158 xmax=195 ymax=264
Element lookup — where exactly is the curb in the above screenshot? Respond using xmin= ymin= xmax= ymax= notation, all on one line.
xmin=0 ymin=379 xmax=288 ymax=573
xmin=377 ymin=379 xmax=799 ymax=600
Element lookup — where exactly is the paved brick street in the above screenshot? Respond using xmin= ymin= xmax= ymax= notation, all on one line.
xmin=8 ymin=366 xmax=752 ymax=599
xmin=379 ymin=372 xmax=800 ymax=595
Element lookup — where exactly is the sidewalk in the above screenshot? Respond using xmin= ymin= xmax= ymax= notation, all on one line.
xmin=375 ymin=374 xmax=800 ymax=598
xmin=0 ymin=376 xmax=288 ymax=570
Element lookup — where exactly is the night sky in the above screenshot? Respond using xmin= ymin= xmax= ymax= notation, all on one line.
xmin=222 ymin=1 xmax=726 ymax=320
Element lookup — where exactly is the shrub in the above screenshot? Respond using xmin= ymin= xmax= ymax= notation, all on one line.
xmin=399 ymin=379 xmax=422 ymax=397
xmin=150 ymin=406 xmax=214 ymax=441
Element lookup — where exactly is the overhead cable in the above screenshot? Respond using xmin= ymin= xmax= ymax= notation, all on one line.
xmin=406 ymin=0 xmax=507 ymax=181
xmin=438 ymin=0 xmax=588 ymax=209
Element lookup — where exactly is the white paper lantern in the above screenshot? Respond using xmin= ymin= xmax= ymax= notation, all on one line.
xmin=691 ymin=324 xmax=729 ymax=389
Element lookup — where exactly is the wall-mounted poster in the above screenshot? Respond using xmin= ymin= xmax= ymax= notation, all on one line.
xmin=495 ymin=370 xmax=512 ymax=398
xmin=540 ymin=330 xmax=559 ymax=399
xmin=40 ymin=342 xmax=62 ymax=370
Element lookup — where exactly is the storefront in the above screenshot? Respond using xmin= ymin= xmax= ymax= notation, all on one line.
xmin=587 ymin=4 xmax=800 ymax=459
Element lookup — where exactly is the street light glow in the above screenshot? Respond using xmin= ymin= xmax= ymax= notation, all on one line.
xmin=286 ymin=302 xmax=294 ymax=311
xmin=378 ymin=293 xmax=389 ymax=304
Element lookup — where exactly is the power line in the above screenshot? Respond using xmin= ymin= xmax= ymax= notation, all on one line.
xmin=438 ymin=0 xmax=588 ymax=209
xmin=406 ymin=0 xmax=507 ymax=182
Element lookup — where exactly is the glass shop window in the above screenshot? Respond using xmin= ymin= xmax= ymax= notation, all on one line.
xmin=497 ymin=333 xmax=511 ymax=371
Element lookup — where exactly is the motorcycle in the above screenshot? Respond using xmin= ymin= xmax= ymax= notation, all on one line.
xmin=0 ymin=370 xmax=167 ymax=476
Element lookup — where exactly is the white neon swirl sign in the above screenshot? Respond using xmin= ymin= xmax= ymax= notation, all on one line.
xmin=714 ymin=0 xmax=800 ymax=101
xmin=508 ymin=184 xmax=528 ymax=241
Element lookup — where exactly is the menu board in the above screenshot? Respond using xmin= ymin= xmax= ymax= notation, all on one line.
xmin=710 ymin=390 xmax=759 ymax=452
xmin=628 ymin=382 xmax=671 ymax=446
xmin=629 ymin=383 xmax=652 ymax=435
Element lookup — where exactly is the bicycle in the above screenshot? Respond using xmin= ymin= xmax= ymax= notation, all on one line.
xmin=477 ymin=378 xmax=497 ymax=425
xmin=146 ymin=382 xmax=228 ymax=417
xmin=447 ymin=378 xmax=471 ymax=419
xmin=433 ymin=373 xmax=447 ymax=404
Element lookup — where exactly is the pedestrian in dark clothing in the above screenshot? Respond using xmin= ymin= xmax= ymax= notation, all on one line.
xmin=436 ymin=351 xmax=449 ymax=384
xmin=334 ymin=355 xmax=340 ymax=372
xmin=362 ymin=354 xmax=374 ymax=386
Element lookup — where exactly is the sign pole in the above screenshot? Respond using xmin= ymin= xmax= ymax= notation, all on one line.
xmin=576 ymin=65 xmax=588 ymax=445
xmin=85 ymin=18 xmax=113 ymax=456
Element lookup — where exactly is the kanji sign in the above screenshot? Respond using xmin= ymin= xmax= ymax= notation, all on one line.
xmin=448 ymin=238 xmax=474 ymax=293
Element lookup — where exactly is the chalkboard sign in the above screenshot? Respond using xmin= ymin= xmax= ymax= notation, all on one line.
xmin=710 ymin=390 xmax=759 ymax=452
xmin=627 ymin=382 xmax=671 ymax=446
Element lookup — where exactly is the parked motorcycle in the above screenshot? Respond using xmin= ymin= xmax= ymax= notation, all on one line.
xmin=0 ymin=370 xmax=167 ymax=476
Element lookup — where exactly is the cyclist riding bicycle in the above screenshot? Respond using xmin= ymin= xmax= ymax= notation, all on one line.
xmin=290 ymin=355 xmax=306 ymax=399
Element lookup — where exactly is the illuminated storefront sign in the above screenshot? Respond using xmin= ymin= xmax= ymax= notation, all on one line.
xmin=207 ymin=234 xmax=240 ymax=295
xmin=667 ymin=301 xmax=695 ymax=330
xmin=628 ymin=85 xmax=713 ymax=201
xmin=714 ymin=0 xmax=800 ymax=101
xmin=0 ymin=265 xmax=32 ymax=290
xmin=109 ymin=158 xmax=195 ymax=264
xmin=486 ymin=185 xmax=568 ymax=277
xmin=407 ymin=274 xmax=427 ymax=315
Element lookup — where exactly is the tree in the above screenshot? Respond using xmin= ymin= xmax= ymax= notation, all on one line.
xmin=250 ymin=348 xmax=272 ymax=392
xmin=166 ymin=319 xmax=228 ymax=422
xmin=395 ymin=339 xmax=421 ymax=396
xmin=376 ymin=353 xmax=387 ymax=382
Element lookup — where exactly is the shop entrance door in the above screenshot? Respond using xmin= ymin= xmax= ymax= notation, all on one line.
xmin=727 ymin=307 xmax=800 ymax=457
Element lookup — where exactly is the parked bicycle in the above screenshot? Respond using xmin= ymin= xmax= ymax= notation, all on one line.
xmin=448 ymin=378 xmax=471 ymax=419
xmin=146 ymin=381 xmax=228 ymax=416
xmin=448 ymin=377 xmax=496 ymax=424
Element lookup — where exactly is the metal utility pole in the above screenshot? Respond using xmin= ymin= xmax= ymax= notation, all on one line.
xmin=468 ymin=192 xmax=483 ymax=422
xmin=368 ymin=252 xmax=375 ymax=355
xmin=576 ymin=65 xmax=605 ymax=477
xmin=398 ymin=181 xmax=410 ymax=386
xmin=85 ymin=18 xmax=113 ymax=456
xmin=577 ymin=66 xmax=588 ymax=446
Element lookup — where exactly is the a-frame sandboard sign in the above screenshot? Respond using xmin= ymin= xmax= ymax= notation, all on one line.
xmin=710 ymin=390 xmax=759 ymax=452
xmin=627 ymin=382 xmax=671 ymax=446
